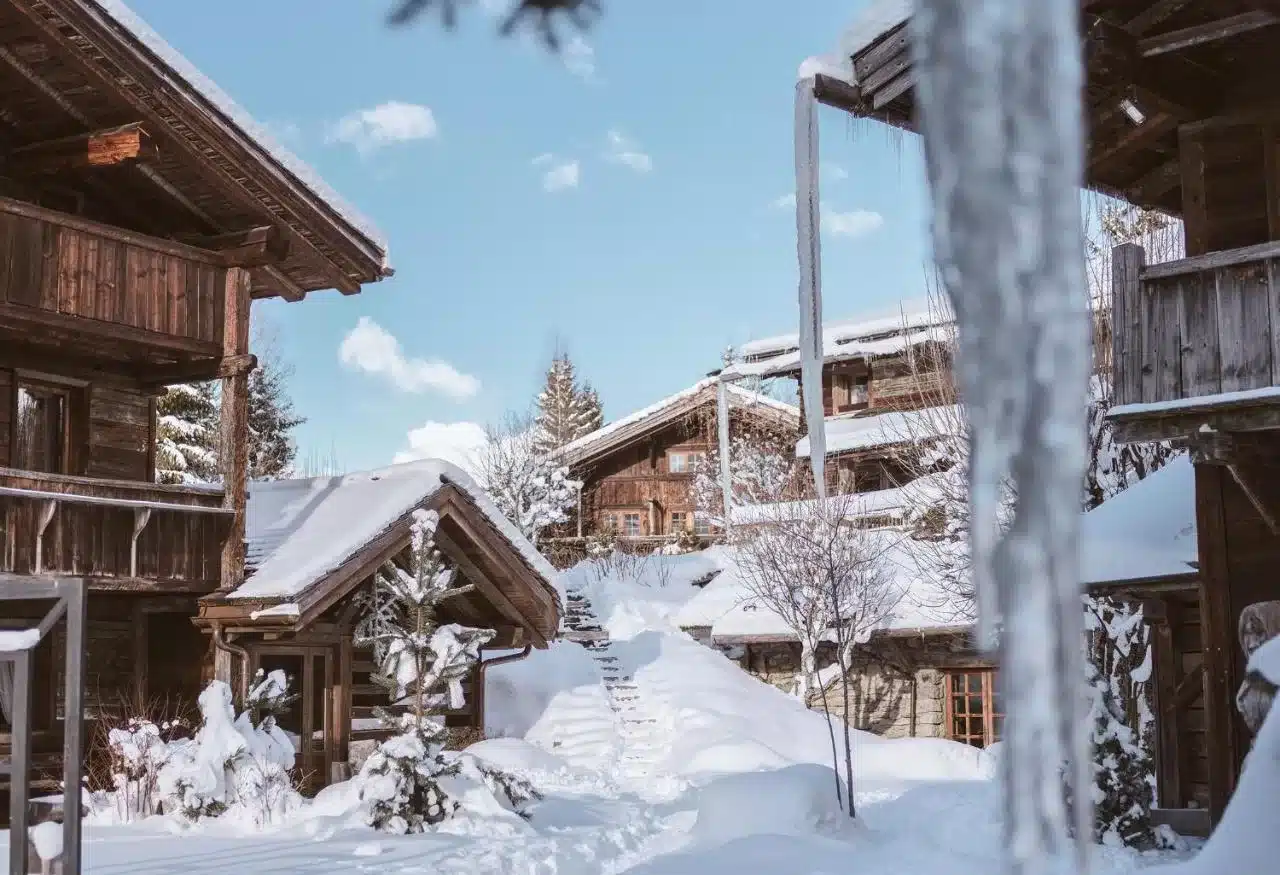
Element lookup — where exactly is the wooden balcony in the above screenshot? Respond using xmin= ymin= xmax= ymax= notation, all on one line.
xmin=0 ymin=195 xmax=230 ymax=368
xmin=1109 ymin=241 xmax=1280 ymax=444
xmin=0 ymin=469 xmax=232 ymax=591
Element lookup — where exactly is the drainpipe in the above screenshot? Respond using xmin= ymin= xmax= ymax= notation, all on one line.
xmin=212 ymin=623 xmax=251 ymax=701
xmin=475 ymin=645 xmax=533 ymax=736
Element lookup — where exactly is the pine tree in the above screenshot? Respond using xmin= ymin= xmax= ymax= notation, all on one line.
xmin=155 ymin=382 xmax=220 ymax=484
xmin=353 ymin=510 xmax=537 ymax=833
xmin=248 ymin=354 xmax=305 ymax=480
xmin=534 ymin=351 xmax=602 ymax=453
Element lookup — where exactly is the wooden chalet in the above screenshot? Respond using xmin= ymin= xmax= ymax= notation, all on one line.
xmin=816 ymin=0 xmax=1280 ymax=834
xmin=550 ymin=378 xmax=799 ymax=550
xmin=195 ymin=461 xmax=561 ymax=788
xmin=0 ymin=0 xmax=557 ymax=806
xmin=722 ymin=311 xmax=954 ymax=496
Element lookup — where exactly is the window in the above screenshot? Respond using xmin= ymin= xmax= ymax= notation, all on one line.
xmin=603 ymin=515 xmax=618 ymax=534
xmin=693 ymin=514 xmax=713 ymax=536
xmin=670 ymin=511 xmax=689 ymax=532
xmin=946 ymin=670 xmax=1002 ymax=748
xmin=14 ymin=381 xmax=70 ymax=474
xmin=669 ymin=451 xmax=699 ymax=474
xmin=622 ymin=512 xmax=642 ymax=537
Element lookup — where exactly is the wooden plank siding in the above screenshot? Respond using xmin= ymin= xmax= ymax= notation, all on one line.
xmin=0 ymin=196 xmax=226 ymax=355
xmin=0 ymin=469 xmax=231 ymax=590
xmin=1112 ymin=243 xmax=1280 ymax=410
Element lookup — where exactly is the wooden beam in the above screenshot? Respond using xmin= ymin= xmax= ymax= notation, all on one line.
xmin=7 ymin=121 xmax=156 ymax=174
xmin=218 ymin=267 xmax=252 ymax=591
xmin=1139 ymin=11 xmax=1278 ymax=58
xmin=1226 ymin=463 xmax=1280 ymax=534
xmin=1089 ymin=112 xmax=1178 ymax=176
xmin=1123 ymin=0 xmax=1195 ymax=36
xmin=258 ymin=264 xmax=306 ymax=303
xmin=1178 ymin=125 xmax=1209 ymax=256
xmin=139 ymin=353 xmax=257 ymax=387
xmin=1085 ymin=14 xmax=1222 ymax=120
xmin=0 ymin=300 xmax=221 ymax=359
xmin=177 ymin=225 xmax=291 ymax=268
xmin=1266 ymin=124 xmax=1280 ymax=241
xmin=1126 ymin=157 xmax=1180 ymax=206
xmin=433 ymin=526 xmax=543 ymax=646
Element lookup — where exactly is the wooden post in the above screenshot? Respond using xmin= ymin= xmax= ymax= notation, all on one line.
xmin=1193 ymin=463 xmax=1237 ymax=823
xmin=1178 ymin=125 xmax=1210 ymax=256
xmin=1152 ymin=598 xmax=1181 ymax=808
xmin=61 ymin=580 xmax=86 ymax=875
xmin=1265 ymin=124 xmax=1280 ymax=242
xmin=219 ymin=267 xmax=252 ymax=591
xmin=1111 ymin=243 xmax=1145 ymax=407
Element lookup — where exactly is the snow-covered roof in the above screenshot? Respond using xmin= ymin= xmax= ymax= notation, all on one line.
xmin=674 ymin=534 xmax=970 ymax=642
xmin=723 ymin=310 xmax=949 ymax=381
xmin=1080 ymin=455 xmax=1197 ymax=586
xmin=798 ymin=0 xmax=912 ymax=83
xmin=796 ymin=404 xmax=960 ymax=459
xmin=554 ymin=379 xmax=798 ymax=467
xmin=728 ymin=486 xmax=909 ymax=528
xmin=93 ymin=0 xmax=389 ymax=259
xmin=233 ymin=460 xmax=558 ymax=603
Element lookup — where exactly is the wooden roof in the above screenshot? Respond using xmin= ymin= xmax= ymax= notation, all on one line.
xmin=197 ymin=483 xmax=561 ymax=648
xmin=820 ymin=1 xmax=1280 ymax=217
xmin=0 ymin=0 xmax=390 ymax=300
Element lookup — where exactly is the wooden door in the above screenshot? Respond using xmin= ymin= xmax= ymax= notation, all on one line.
xmin=251 ymin=645 xmax=336 ymax=792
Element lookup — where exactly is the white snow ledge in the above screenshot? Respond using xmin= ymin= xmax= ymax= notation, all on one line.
xmin=1109 ymin=386 xmax=1280 ymax=419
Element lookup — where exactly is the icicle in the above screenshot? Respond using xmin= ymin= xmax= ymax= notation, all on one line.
xmin=795 ymin=77 xmax=826 ymax=499
xmin=912 ymin=1 xmax=1092 ymax=873
xmin=717 ymin=378 xmax=734 ymax=528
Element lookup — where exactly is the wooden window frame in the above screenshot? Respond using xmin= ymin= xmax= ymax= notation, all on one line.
xmin=944 ymin=668 xmax=1002 ymax=748
xmin=11 ymin=376 xmax=75 ymax=475
xmin=670 ymin=511 xmax=689 ymax=532
xmin=621 ymin=512 xmax=642 ymax=538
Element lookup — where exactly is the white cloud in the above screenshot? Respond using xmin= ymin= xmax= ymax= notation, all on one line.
xmin=393 ymin=421 xmax=487 ymax=474
xmin=339 ymin=317 xmax=480 ymax=399
xmin=327 ymin=101 xmax=437 ymax=154
xmin=532 ymin=152 xmax=554 ymax=165
xmin=771 ymin=192 xmax=797 ymax=210
xmin=604 ymin=130 xmax=652 ymax=173
xmin=822 ymin=162 xmax=849 ymax=182
xmin=564 ymin=35 xmax=596 ymax=80
xmin=541 ymin=159 xmax=580 ymax=192
xmin=824 ymin=208 xmax=884 ymax=238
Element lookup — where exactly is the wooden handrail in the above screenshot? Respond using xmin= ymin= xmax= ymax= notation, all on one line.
xmin=0 ymin=485 xmax=232 ymax=515
xmin=1141 ymin=239 xmax=1280 ymax=281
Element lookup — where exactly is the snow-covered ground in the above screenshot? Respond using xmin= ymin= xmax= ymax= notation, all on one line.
xmin=4 ymin=551 xmax=1194 ymax=874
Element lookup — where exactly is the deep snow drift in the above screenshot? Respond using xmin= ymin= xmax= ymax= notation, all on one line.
xmin=3 ymin=549 xmax=1203 ymax=874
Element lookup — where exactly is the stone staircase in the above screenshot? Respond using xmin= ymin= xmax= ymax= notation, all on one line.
xmin=561 ymin=583 xmax=668 ymax=791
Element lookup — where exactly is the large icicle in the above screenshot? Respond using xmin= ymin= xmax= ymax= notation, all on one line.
xmin=795 ymin=78 xmax=827 ymax=499
xmin=716 ymin=378 xmax=734 ymax=528
xmin=912 ymin=1 xmax=1092 ymax=873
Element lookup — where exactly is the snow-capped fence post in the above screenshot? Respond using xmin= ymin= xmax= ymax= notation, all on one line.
xmin=716 ymin=378 xmax=734 ymax=531
xmin=912 ymin=1 xmax=1092 ymax=873
xmin=794 ymin=78 xmax=826 ymax=500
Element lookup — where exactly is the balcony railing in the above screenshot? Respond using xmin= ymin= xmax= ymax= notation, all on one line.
xmin=1110 ymin=240 xmax=1280 ymax=439
xmin=0 ymin=468 xmax=232 ymax=591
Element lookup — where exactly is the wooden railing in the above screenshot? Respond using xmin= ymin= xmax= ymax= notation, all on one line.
xmin=0 ymin=469 xmax=231 ymax=590
xmin=1112 ymin=241 xmax=1280 ymax=409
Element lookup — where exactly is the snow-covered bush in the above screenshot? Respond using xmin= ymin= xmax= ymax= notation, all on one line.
xmin=91 ymin=715 xmax=189 ymax=823
xmin=352 ymin=509 xmax=540 ymax=833
xmin=475 ymin=412 xmax=580 ymax=546
xmin=156 ymin=674 xmax=303 ymax=827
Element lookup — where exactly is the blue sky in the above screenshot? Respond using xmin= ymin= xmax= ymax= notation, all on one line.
xmin=126 ymin=0 xmax=931 ymax=472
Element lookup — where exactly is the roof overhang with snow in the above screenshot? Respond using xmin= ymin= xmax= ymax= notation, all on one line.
xmin=0 ymin=1 xmax=390 ymax=299
xmin=553 ymin=378 xmax=799 ymax=470
xmin=198 ymin=462 xmax=561 ymax=647
xmin=795 ymin=404 xmax=960 ymax=459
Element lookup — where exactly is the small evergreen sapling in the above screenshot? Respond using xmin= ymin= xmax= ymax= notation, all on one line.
xmin=354 ymin=509 xmax=539 ymax=832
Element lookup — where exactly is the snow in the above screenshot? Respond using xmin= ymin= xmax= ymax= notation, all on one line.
xmin=1109 ymin=385 xmax=1280 ymax=419
xmin=1 ymin=547 xmax=1196 ymax=874
xmin=729 ymin=485 xmax=909 ymax=526
xmin=1080 ymin=456 xmax=1197 ymax=585
xmin=739 ymin=307 xmax=941 ymax=360
xmin=28 ymin=821 xmax=62 ymax=862
xmin=0 ymin=628 xmax=40 ymax=651
xmin=726 ymin=325 xmax=945 ymax=380
xmin=235 ymin=459 xmax=559 ymax=605
xmin=92 ymin=1 xmax=389 ymax=259
xmin=796 ymin=404 xmax=961 ymax=458
xmin=554 ymin=378 xmax=797 ymax=465
xmin=795 ymin=0 xmax=913 ymax=83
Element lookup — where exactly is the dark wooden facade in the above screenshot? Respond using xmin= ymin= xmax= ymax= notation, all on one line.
xmin=829 ymin=0 xmax=1280 ymax=833
xmin=552 ymin=383 xmax=799 ymax=546
xmin=0 ymin=0 xmax=389 ymax=812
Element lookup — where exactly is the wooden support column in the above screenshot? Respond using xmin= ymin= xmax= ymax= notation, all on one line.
xmin=219 ymin=266 xmax=253 ymax=591
xmin=1179 ymin=125 xmax=1210 ymax=256
xmin=1192 ymin=463 xmax=1238 ymax=822
xmin=1152 ymin=597 xmax=1182 ymax=808
xmin=1265 ymin=124 xmax=1280 ymax=241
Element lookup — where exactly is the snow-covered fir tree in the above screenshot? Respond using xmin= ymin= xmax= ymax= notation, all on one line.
xmin=477 ymin=413 xmax=580 ymax=545
xmin=155 ymin=382 xmax=220 ymax=484
xmin=247 ymin=351 xmax=305 ymax=480
xmin=534 ymin=352 xmax=602 ymax=453
xmin=353 ymin=510 xmax=537 ymax=832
